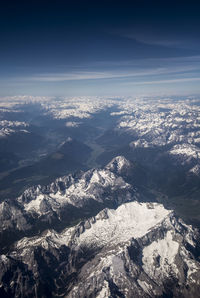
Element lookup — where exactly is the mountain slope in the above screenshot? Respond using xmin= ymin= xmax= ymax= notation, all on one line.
xmin=0 ymin=156 xmax=200 ymax=297
xmin=0 ymin=201 xmax=200 ymax=297
xmin=0 ymin=138 xmax=92 ymax=200
xmin=0 ymin=156 xmax=136 ymax=252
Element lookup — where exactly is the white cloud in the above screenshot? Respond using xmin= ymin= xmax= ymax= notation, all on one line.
xmin=23 ymin=64 xmax=199 ymax=82
xmin=124 ymin=77 xmax=200 ymax=86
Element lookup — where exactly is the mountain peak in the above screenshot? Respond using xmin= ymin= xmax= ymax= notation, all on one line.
xmin=6 ymin=201 xmax=200 ymax=298
xmin=106 ymin=155 xmax=132 ymax=174
xmin=76 ymin=201 xmax=173 ymax=248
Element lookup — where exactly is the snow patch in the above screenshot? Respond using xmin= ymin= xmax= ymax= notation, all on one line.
xmin=24 ymin=194 xmax=45 ymax=214
xmin=169 ymin=144 xmax=200 ymax=159
xmin=78 ymin=202 xmax=172 ymax=247
xmin=106 ymin=156 xmax=131 ymax=173
xmin=142 ymin=231 xmax=179 ymax=279
xmin=96 ymin=281 xmax=111 ymax=298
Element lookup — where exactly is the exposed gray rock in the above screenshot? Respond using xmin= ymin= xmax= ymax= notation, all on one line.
xmin=0 ymin=201 xmax=200 ymax=297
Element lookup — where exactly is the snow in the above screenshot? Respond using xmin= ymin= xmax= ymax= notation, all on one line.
xmin=142 ymin=231 xmax=179 ymax=279
xmin=16 ymin=229 xmax=64 ymax=251
xmin=114 ymin=156 xmax=130 ymax=171
xmin=0 ymin=120 xmax=28 ymax=128
xmin=77 ymin=202 xmax=172 ymax=247
xmin=114 ymin=97 xmax=200 ymax=148
xmin=18 ymin=200 xmax=173 ymax=250
xmin=17 ymin=201 xmax=173 ymax=253
xmin=186 ymin=259 xmax=199 ymax=278
xmin=0 ymin=128 xmax=15 ymax=137
xmin=130 ymin=139 xmax=149 ymax=148
xmin=1 ymin=95 xmax=200 ymax=150
xmin=9 ymin=197 xmax=200 ymax=295
xmin=169 ymin=144 xmax=200 ymax=159
xmin=106 ymin=156 xmax=131 ymax=173
xmin=0 ymin=119 xmax=29 ymax=137
xmin=180 ymin=246 xmax=200 ymax=279
xmin=22 ymin=167 xmax=131 ymax=214
xmin=43 ymin=96 xmax=117 ymax=120
xmin=189 ymin=164 xmax=200 ymax=175
xmin=0 ymin=255 xmax=9 ymax=264
xmin=90 ymin=171 xmax=105 ymax=184
xmin=24 ymin=194 xmax=45 ymax=214
xmin=96 ymin=281 xmax=111 ymax=298
xmin=111 ymin=255 xmax=125 ymax=275
xmin=65 ymin=121 xmax=81 ymax=127
xmin=50 ymin=169 xmax=130 ymax=208
xmin=137 ymin=280 xmax=152 ymax=294
xmin=89 ymin=169 xmax=120 ymax=186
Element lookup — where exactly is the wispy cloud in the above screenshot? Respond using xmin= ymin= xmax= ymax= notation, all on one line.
xmin=122 ymin=33 xmax=182 ymax=48
xmin=73 ymin=55 xmax=200 ymax=69
xmin=112 ymin=27 xmax=200 ymax=49
xmin=22 ymin=64 xmax=199 ymax=82
xmin=124 ymin=77 xmax=200 ymax=86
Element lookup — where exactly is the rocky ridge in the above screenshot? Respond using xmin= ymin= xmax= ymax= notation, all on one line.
xmin=0 ymin=201 xmax=200 ymax=297
xmin=0 ymin=156 xmax=136 ymax=252
xmin=0 ymin=156 xmax=200 ymax=297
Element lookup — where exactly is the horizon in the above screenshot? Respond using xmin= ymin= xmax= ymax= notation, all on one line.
xmin=1 ymin=0 xmax=200 ymax=97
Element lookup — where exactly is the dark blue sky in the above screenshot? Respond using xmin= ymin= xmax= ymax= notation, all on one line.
xmin=1 ymin=0 xmax=200 ymax=96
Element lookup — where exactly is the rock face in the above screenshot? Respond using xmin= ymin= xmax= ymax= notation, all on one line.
xmin=0 ymin=201 xmax=200 ymax=298
xmin=66 ymin=202 xmax=200 ymax=298
xmin=105 ymin=156 xmax=133 ymax=175
xmin=0 ymin=156 xmax=200 ymax=298
xmin=0 ymin=156 xmax=136 ymax=252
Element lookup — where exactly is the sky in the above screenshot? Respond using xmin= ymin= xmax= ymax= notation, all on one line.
xmin=1 ymin=0 xmax=200 ymax=97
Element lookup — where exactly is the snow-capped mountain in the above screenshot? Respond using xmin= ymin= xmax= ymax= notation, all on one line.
xmin=169 ymin=143 xmax=200 ymax=163
xmin=0 ymin=120 xmax=29 ymax=137
xmin=115 ymin=98 xmax=200 ymax=148
xmin=0 ymin=156 xmax=136 ymax=252
xmin=105 ymin=155 xmax=133 ymax=175
xmin=0 ymin=201 xmax=200 ymax=297
xmin=18 ymin=156 xmax=134 ymax=215
xmin=1 ymin=95 xmax=200 ymax=297
xmin=2 ymin=95 xmax=200 ymax=149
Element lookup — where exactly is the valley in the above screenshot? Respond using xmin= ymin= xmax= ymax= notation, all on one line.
xmin=1 ymin=96 xmax=200 ymax=297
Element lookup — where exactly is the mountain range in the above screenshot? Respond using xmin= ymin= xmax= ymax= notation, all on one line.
xmin=0 ymin=156 xmax=200 ymax=297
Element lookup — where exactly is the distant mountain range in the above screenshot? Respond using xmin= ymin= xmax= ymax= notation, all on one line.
xmin=1 ymin=96 xmax=200 ymax=297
